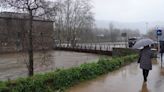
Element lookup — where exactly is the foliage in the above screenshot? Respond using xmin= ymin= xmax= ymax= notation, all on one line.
xmin=0 ymin=54 xmax=138 ymax=92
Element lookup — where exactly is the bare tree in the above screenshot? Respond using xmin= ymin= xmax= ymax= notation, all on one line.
xmin=109 ymin=23 xmax=122 ymax=42
xmin=53 ymin=0 xmax=94 ymax=47
xmin=1 ymin=0 xmax=54 ymax=76
xmin=109 ymin=23 xmax=114 ymax=42
xmin=146 ymin=28 xmax=156 ymax=40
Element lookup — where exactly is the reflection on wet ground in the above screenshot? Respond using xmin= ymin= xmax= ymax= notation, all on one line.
xmin=140 ymin=83 xmax=149 ymax=92
xmin=0 ymin=50 xmax=100 ymax=80
xmin=67 ymin=58 xmax=164 ymax=92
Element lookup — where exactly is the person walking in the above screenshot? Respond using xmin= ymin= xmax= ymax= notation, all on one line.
xmin=138 ymin=45 xmax=152 ymax=82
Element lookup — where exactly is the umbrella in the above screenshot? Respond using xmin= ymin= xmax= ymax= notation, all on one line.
xmin=133 ymin=38 xmax=154 ymax=49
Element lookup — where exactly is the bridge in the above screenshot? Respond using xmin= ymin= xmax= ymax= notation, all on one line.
xmin=54 ymin=42 xmax=129 ymax=56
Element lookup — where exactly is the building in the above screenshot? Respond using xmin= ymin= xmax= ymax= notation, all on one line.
xmin=0 ymin=12 xmax=54 ymax=53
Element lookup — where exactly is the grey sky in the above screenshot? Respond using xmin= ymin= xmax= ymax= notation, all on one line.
xmin=93 ymin=0 xmax=164 ymax=22
xmin=1 ymin=0 xmax=163 ymax=34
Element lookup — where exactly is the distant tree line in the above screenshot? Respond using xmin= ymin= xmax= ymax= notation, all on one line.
xmin=145 ymin=28 xmax=157 ymax=40
xmin=81 ymin=23 xmax=141 ymax=43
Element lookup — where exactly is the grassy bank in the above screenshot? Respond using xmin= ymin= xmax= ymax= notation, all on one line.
xmin=0 ymin=54 xmax=138 ymax=92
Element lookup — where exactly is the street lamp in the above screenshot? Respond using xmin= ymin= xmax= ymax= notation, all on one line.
xmin=146 ymin=22 xmax=148 ymax=30
xmin=121 ymin=33 xmax=127 ymax=48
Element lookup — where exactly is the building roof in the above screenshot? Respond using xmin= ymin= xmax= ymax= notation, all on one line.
xmin=0 ymin=12 xmax=54 ymax=22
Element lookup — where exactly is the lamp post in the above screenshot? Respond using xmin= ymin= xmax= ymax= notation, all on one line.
xmin=146 ymin=22 xmax=148 ymax=32
xmin=121 ymin=33 xmax=127 ymax=48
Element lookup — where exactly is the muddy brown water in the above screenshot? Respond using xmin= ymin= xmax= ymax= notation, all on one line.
xmin=0 ymin=50 xmax=100 ymax=80
xmin=67 ymin=59 xmax=164 ymax=92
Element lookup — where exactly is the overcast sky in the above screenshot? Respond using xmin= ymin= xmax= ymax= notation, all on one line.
xmin=1 ymin=0 xmax=163 ymax=33
xmin=92 ymin=0 xmax=164 ymax=22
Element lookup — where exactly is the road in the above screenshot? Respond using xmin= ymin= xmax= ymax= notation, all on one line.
xmin=67 ymin=58 xmax=164 ymax=92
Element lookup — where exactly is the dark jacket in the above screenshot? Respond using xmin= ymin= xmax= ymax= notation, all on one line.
xmin=138 ymin=47 xmax=152 ymax=70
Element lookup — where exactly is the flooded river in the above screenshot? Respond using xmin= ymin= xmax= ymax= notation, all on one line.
xmin=0 ymin=50 xmax=100 ymax=80
xmin=67 ymin=58 xmax=164 ymax=92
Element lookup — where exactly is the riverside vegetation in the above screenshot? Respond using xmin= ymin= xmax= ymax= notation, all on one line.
xmin=0 ymin=54 xmax=138 ymax=92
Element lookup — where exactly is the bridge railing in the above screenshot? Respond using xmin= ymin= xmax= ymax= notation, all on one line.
xmin=55 ymin=42 xmax=127 ymax=51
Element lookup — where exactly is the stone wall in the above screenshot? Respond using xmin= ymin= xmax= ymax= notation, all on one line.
xmin=112 ymin=48 xmax=138 ymax=56
xmin=112 ymin=48 xmax=157 ymax=58
xmin=0 ymin=17 xmax=54 ymax=53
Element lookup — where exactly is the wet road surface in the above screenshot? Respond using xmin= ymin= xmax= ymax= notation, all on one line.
xmin=67 ymin=58 xmax=164 ymax=92
xmin=0 ymin=51 xmax=100 ymax=80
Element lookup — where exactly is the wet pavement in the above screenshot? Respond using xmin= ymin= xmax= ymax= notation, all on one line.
xmin=0 ymin=51 xmax=100 ymax=80
xmin=67 ymin=58 xmax=164 ymax=92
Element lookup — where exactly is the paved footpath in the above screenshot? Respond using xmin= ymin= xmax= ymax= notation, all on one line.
xmin=67 ymin=58 xmax=164 ymax=92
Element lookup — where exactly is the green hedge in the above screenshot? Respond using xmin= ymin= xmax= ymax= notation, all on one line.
xmin=0 ymin=54 xmax=138 ymax=92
